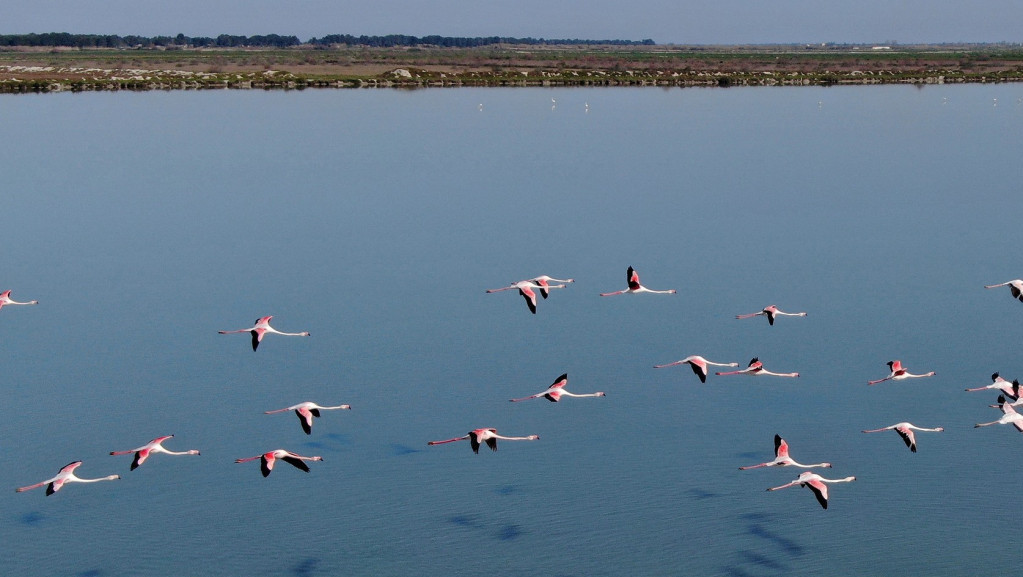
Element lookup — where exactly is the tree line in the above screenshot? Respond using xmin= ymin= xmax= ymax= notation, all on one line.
xmin=0 ymin=33 xmax=654 ymax=49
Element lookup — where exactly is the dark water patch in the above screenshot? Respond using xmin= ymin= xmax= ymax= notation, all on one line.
xmin=494 ymin=524 xmax=524 ymax=541
xmin=747 ymin=523 xmax=805 ymax=557
xmin=740 ymin=550 xmax=787 ymax=571
xmin=292 ymin=558 xmax=320 ymax=576
xmin=448 ymin=514 xmax=481 ymax=528
xmin=722 ymin=565 xmax=758 ymax=577
xmin=493 ymin=485 xmax=516 ymax=495
xmin=390 ymin=443 xmax=420 ymax=456
xmin=687 ymin=488 xmax=719 ymax=500
xmin=19 ymin=511 xmax=44 ymax=526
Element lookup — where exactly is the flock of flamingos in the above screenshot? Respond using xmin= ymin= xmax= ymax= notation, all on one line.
xmin=6 ymin=272 xmax=1023 ymax=509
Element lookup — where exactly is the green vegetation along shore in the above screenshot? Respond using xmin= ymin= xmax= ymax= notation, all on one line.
xmin=2 ymin=43 xmax=1023 ymax=92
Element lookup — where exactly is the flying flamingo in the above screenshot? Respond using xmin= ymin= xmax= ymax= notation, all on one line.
xmin=218 ymin=316 xmax=310 ymax=351
xmin=965 ymin=372 xmax=1018 ymax=398
xmin=265 ymin=401 xmax=352 ymax=434
xmin=427 ymin=428 xmax=539 ymax=453
xmin=735 ymin=305 xmax=807 ymax=326
xmin=984 ymin=279 xmax=1023 ymax=303
xmin=766 ymin=471 xmax=856 ymax=510
xmin=988 ymin=382 xmax=1023 ymax=407
xmin=110 ymin=435 xmax=200 ymax=470
xmin=0 ymin=290 xmax=38 ymax=312
xmin=599 ymin=266 xmax=676 ymax=296
xmin=509 ymin=373 xmax=605 ymax=402
xmin=867 ymin=360 xmax=935 ymax=385
xmin=739 ymin=435 xmax=832 ymax=470
xmin=16 ymin=461 xmax=119 ymax=496
xmin=235 ymin=450 xmax=323 ymax=477
xmin=528 ymin=275 xmax=575 ymax=299
xmin=486 ymin=280 xmax=565 ymax=314
xmin=975 ymin=395 xmax=1023 ymax=432
xmin=653 ymin=355 xmax=738 ymax=383
xmin=861 ymin=423 xmax=944 ymax=452
xmin=715 ymin=357 xmax=799 ymax=378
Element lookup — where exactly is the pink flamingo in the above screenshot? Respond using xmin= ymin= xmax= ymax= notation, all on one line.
xmin=735 ymin=305 xmax=807 ymax=326
xmin=766 ymin=471 xmax=856 ymax=510
xmin=975 ymin=395 xmax=1023 ymax=432
xmin=599 ymin=266 xmax=676 ymax=296
xmin=509 ymin=373 xmax=605 ymax=402
xmin=16 ymin=461 xmax=119 ymax=496
xmin=235 ymin=450 xmax=323 ymax=477
xmin=0 ymin=290 xmax=38 ymax=312
xmin=739 ymin=435 xmax=832 ymax=470
xmin=110 ymin=435 xmax=200 ymax=470
xmin=218 ymin=315 xmax=310 ymax=351
xmin=984 ymin=279 xmax=1023 ymax=303
xmin=965 ymin=372 xmax=1018 ymax=398
xmin=988 ymin=382 xmax=1023 ymax=408
xmin=715 ymin=357 xmax=799 ymax=378
xmin=654 ymin=355 xmax=738 ymax=383
xmin=428 ymin=428 xmax=539 ymax=453
xmin=486 ymin=280 xmax=565 ymax=314
xmin=867 ymin=360 xmax=935 ymax=385
xmin=265 ymin=402 xmax=352 ymax=435
xmin=861 ymin=423 xmax=944 ymax=452
xmin=529 ymin=275 xmax=575 ymax=299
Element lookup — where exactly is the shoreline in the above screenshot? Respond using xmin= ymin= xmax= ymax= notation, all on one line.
xmin=2 ymin=44 xmax=1022 ymax=92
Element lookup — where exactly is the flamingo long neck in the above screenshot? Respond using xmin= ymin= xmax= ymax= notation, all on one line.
xmin=73 ymin=475 xmax=120 ymax=483
xmin=560 ymin=391 xmax=603 ymax=398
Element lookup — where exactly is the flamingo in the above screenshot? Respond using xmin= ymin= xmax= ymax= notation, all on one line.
xmin=965 ymin=372 xmax=1018 ymax=398
xmin=235 ymin=450 xmax=323 ymax=477
xmin=528 ymin=275 xmax=575 ymax=299
xmin=715 ymin=357 xmax=799 ymax=378
xmin=427 ymin=428 xmax=539 ymax=453
xmin=509 ymin=373 xmax=605 ymax=402
xmin=653 ymin=355 xmax=738 ymax=383
xmin=975 ymin=395 xmax=1023 ymax=432
xmin=486 ymin=280 xmax=565 ymax=314
xmin=110 ymin=435 xmax=200 ymax=470
xmin=984 ymin=279 xmax=1023 ymax=302
xmin=599 ymin=266 xmax=676 ymax=296
xmin=766 ymin=471 xmax=856 ymax=510
xmin=218 ymin=316 xmax=310 ymax=351
xmin=265 ymin=402 xmax=352 ymax=435
xmin=735 ymin=305 xmax=807 ymax=326
xmin=867 ymin=360 xmax=935 ymax=385
xmin=861 ymin=423 xmax=944 ymax=453
xmin=0 ymin=290 xmax=38 ymax=311
xmin=739 ymin=435 xmax=832 ymax=470
xmin=988 ymin=382 xmax=1023 ymax=408
xmin=16 ymin=461 xmax=119 ymax=496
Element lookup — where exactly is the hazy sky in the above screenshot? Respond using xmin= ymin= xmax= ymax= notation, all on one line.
xmin=3 ymin=1 xmax=1021 ymax=45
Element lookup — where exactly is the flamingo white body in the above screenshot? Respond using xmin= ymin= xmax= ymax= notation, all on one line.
xmin=766 ymin=471 xmax=856 ymax=510
xmin=509 ymin=373 xmax=605 ymax=402
xmin=715 ymin=357 xmax=799 ymax=378
xmin=975 ymin=396 xmax=1023 ymax=432
xmin=110 ymin=435 xmax=200 ymax=470
xmin=528 ymin=275 xmax=575 ymax=299
xmin=486 ymin=280 xmax=565 ymax=314
xmin=984 ymin=279 xmax=1023 ymax=302
xmin=867 ymin=360 xmax=936 ymax=385
xmin=861 ymin=422 xmax=943 ymax=453
xmin=428 ymin=428 xmax=540 ymax=453
xmin=600 ymin=266 xmax=676 ymax=296
xmin=219 ymin=315 xmax=310 ymax=351
xmin=965 ymin=372 xmax=1018 ymax=398
xmin=235 ymin=450 xmax=323 ymax=477
xmin=735 ymin=305 xmax=807 ymax=326
xmin=16 ymin=461 xmax=119 ymax=496
xmin=654 ymin=355 xmax=738 ymax=383
xmin=739 ymin=435 xmax=832 ymax=470
xmin=0 ymin=290 xmax=38 ymax=311
xmin=265 ymin=402 xmax=352 ymax=434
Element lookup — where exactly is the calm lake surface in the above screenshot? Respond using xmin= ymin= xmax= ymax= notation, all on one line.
xmin=2 ymin=83 xmax=1023 ymax=576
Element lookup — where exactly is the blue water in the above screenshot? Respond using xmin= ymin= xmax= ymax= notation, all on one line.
xmin=1 ymin=84 xmax=1022 ymax=576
